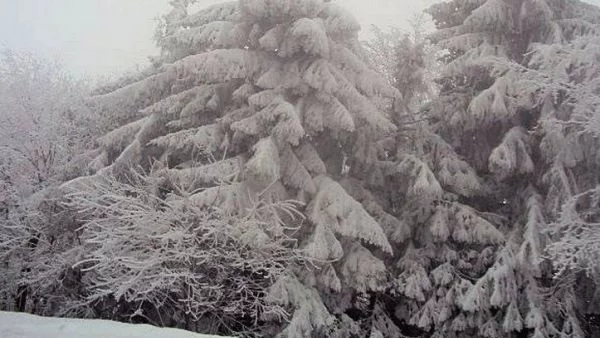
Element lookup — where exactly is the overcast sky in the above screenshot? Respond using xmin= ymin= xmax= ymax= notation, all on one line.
xmin=1 ymin=0 xmax=599 ymax=79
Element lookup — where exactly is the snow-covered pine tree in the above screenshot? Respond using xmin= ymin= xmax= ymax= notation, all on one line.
xmin=316 ymin=10 xmax=499 ymax=337
xmin=65 ymin=0 xmax=401 ymax=336
xmin=408 ymin=0 xmax=600 ymax=337
xmin=364 ymin=14 xmax=438 ymax=117
xmin=519 ymin=7 xmax=600 ymax=335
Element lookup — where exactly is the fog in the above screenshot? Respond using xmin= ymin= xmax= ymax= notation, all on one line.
xmin=0 ymin=0 xmax=438 ymax=78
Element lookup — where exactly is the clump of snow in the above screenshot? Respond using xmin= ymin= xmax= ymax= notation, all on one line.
xmin=0 ymin=311 xmax=230 ymax=338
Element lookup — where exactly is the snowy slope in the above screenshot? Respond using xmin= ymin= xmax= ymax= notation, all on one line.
xmin=0 ymin=311 xmax=231 ymax=338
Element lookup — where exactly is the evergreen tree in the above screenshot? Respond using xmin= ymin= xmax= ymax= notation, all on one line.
xmin=364 ymin=14 xmax=438 ymax=116
xmin=523 ymin=7 xmax=600 ymax=334
xmin=398 ymin=0 xmax=600 ymax=337
xmin=23 ymin=0 xmax=600 ymax=336
xmin=65 ymin=0 xmax=403 ymax=336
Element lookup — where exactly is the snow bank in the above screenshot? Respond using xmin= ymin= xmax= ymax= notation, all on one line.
xmin=0 ymin=311 xmax=230 ymax=338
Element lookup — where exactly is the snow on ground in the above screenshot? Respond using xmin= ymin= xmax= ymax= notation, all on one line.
xmin=0 ymin=311 xmax=230 ymax=338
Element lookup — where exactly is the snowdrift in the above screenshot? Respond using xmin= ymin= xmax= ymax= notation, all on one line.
xmin=0 ymin=311 xmax=230 ymax=338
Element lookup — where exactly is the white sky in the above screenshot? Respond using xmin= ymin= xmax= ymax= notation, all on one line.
xmin=1 ymin=0 xmax=599 ymax=79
